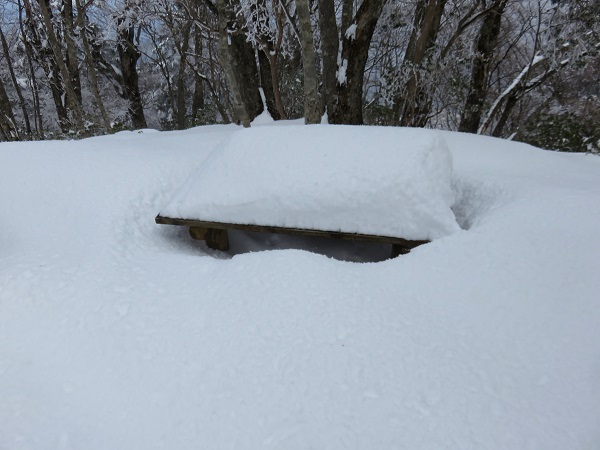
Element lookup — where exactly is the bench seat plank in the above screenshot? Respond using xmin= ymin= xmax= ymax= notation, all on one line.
xmin=155 ymin=214 xmax=429 ymax=250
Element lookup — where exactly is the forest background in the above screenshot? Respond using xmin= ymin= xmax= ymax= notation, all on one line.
xmin=0 ymin=0 xmax=598 ymax=152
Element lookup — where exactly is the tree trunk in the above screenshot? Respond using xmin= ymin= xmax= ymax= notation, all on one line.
xmin=175 ymin=21 xmax=192 ymax=130
xmin=0 ymin=25 xmax=31 ymax=138
xmin=257 ymin=50 xmax=277 ymax=119
xmin=296 ymin=0 xmax=321 ymax=123
xmin=37 ymin=0 xmax=86 ymax=133
xmin=26 ymin=49 xmax=44 ymax=138
xmin=230 ymin=32 xmax=263 ymax=123
xmin=23 ymin=0 xmax=70 ymax=133
xmin=341 ymin=0 xmax=353 ymax=38
xmin=215 ymin=0 xmax=262 ymax=127
xmin=0 ymin=75 xmax=19 ymax=141
xmin=48 ymin=63 xmax=70 ymax=133
xmin=266 ymin=52 xmax=288 ymax=120
xmin=61 ymin=0 xmax=82 ymax=104
xmin=458 ymin=0 xmax=507 ymax=133
xmin=395 ymin=0 xmax=447 ymax=127
xmin=117 ymin=18 xmax=148 ymax=129
xmin=318 ymin=0 xmax=339 ymax=117
xmin=192 ymin=25 xmax=205 ymax=122
xmin=491 ymin=93 xmax=517 ymax=137
xmin=258 ymin=49 xmax=283 ymax=120
xmin=249 ymin=0 xmax=286 ymax=120
xmin=206 ymin=31 xmax=232 ymax=123
xmin=330 ymin=0 xmax=387 ymax=125
xmin=75 ymin=0 xmax=112 ymax=132
xmin=18 ymin=0 xmax=44 ymax=138
xmin=479 ymin=54 xmax=555 ymax=135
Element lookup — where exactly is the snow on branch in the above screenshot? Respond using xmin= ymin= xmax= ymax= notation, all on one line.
xmin=478 ymin=54 xmax=546 ymax=135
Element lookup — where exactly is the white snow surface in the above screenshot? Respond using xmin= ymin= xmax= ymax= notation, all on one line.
xmin=337 ymin=59 xmax=348 ymax=85
xmin=159 ymin=125 xmax=459 ymax=240
xmin=345 ymin=23 xmax=357 ymax=40
xmin=1 ymin=123 xmax=600 ymax=450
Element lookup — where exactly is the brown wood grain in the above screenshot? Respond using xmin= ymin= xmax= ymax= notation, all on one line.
xmin=156 ymin=215 xmax=429 ymax=249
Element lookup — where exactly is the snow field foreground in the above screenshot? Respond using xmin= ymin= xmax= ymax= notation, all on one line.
xmin=1 ymin=124 xmax=600 ymax=449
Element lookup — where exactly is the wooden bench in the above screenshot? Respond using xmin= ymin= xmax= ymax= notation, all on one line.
xmin=155 ymin=215 xmax=429 ymax=258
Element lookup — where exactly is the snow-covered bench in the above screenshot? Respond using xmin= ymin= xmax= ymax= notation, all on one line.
xmin=156 ymin=125 xmax=460 ymax=257
xmin=155 ymin=215 xmax=430 ymax=257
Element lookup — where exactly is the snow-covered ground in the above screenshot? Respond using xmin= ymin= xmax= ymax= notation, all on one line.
xmin=1 ymin=123 xmax=599 ymax=449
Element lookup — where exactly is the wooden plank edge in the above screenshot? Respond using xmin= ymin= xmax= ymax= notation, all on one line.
xmin=156 ymin=214 xmax=429 ymax=248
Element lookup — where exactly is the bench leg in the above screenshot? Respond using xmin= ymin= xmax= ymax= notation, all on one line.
xmin=205 ymin=228 xmax=229 ymax=251
xmin=391 ymin=244 xmax=410 ymax=258
xmin=189 ymin=226 xmax=229 ymax=251
xmin=189 ymin=226 xmax=208 ymax=240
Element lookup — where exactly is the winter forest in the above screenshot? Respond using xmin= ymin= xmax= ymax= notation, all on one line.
xmin=0 ymin=0 xmax=598 ymax=152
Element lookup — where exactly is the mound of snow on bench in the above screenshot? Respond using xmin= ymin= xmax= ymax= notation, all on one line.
xmin=160 ymin=125 xmax=460 ymax=240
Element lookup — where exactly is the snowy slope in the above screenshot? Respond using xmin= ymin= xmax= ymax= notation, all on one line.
xmin=1 ymin=124 xmax=599 ymax=450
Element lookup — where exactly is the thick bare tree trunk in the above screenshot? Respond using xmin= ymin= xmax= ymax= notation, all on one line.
xmin=330 ymin=0 xmax=387 ymax=125
xmin=215 ymin=0 xmax=262 ymax=127
xmin=230 ymin=33 xmax=263 ymax=123
xmin=117 ymin=18 xmax=148 ymax=129
xmin=458 ymin=0 xmax=507 ymax=133
xmin=216 ymin=0 xmax=248 ymax=125
xmin=296 ymin=0 xmax=321 ymax=123
xmin=394 ymin=0 xmax=447 ymax=127
xmin=205 ymin=31 xmax=232 ymax=123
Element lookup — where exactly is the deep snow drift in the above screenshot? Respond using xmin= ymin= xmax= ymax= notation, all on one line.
xmin=1 ymin=123 xmax=600 ymax=449
xmin=160 ymin=125 xmax=459 ymax=240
